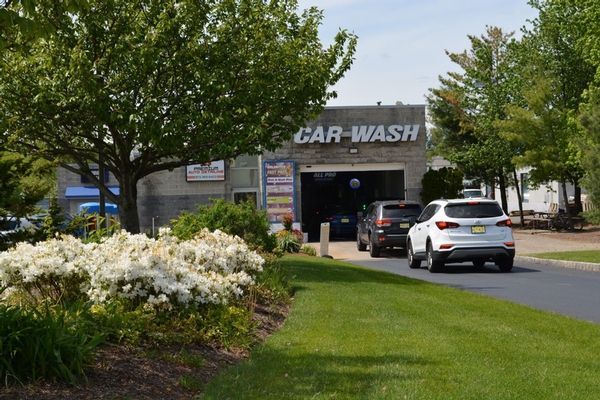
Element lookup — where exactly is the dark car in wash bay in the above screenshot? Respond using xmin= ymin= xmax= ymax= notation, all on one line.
xmin=356 ymin=200 xmax=422 ymax=257
xmin=321 ymin=205 xmax=358 ymax=238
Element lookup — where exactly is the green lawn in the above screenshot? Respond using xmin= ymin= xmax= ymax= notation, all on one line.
xmin=202 ymin=255 xmax=600 ymax=399
xmin=530 ymin=250 xmax=600 ymax=263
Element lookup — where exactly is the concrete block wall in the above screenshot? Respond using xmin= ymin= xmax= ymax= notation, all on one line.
xmin=136 ymin=167 xmax=227 ymax=232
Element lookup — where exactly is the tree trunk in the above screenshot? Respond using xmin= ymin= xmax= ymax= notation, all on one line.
xmin=489 ymin=178 xmax=496 ymax=200
xmin=118 ymin=172 xmax=141 ymax=234
xmin=513 ymin=169 xmax=524 ymax=226
xmin=561 ymin=180 xmax=573 ymax=230
xmin=574 ymin=180 xmax=582 ymax=213
xmin=498 ymin=171 xmax=508 ymax=214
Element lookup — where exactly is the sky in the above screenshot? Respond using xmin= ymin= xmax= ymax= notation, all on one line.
xmin=297 ymin=0 xmax=539 ymax=107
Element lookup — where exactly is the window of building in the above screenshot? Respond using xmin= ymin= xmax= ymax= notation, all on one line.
xmin=230 ymin=155 xmax=259 ymax=187
xmin=233 ymin=190 xmax=259 ymax=207
xmin=230 ymin=155 xmax=260 ymax=207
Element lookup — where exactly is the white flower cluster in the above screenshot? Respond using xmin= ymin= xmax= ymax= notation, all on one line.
xmin=0 ymin=229 xmax=264 ymax=309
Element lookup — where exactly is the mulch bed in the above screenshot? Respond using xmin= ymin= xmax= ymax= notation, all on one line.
xmin=0 ymin=302 xmax=289 ymax=400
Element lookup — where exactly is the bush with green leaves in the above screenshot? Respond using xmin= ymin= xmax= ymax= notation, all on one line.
xmin=253 ymin=253 xmax=290 ymax=302
xmin=421 ymin=167 xmax=464 ymax=205
xmin=171 ymin=199 xmax=276 ymax=252
xmin=87 ymin=299 xmax=255 ymax=348
xmin=0 ymin=302 xmax=103 ymax=385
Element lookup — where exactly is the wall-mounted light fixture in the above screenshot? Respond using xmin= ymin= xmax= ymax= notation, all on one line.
xmin=349 ymin=147 xmax=358 ymax=154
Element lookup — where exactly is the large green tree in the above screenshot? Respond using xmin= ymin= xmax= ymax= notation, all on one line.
xmin=558 ymin=0 xmax=600 ymax=215
xmin=0 ymin=0 xmax=357 ymax=232
xmin=499 ymin=0 xmax=594 ymax=215
xmin=428 ymin=26 xmax=522 ymax=212
xmin=0 ymin=151 xmax=53 ymax=218
xmin=580 ymin=91 xmax=600 ymax=222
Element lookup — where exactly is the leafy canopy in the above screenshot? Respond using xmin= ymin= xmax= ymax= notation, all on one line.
xmin=0 ymin=0 xmax=357 ymax=232
xmin=0 ymin=151 xmax=53 ymax=218
xmin=428 ymin=26 xmax=522 ymax=204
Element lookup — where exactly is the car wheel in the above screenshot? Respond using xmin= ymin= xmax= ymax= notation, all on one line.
xmin=407 ymin=241 xmax=421 ymax=269
xmin=369 ymin=236 xmax=380 ymax=258
xmin=356 ymin=232 xmax=367 ymax=251
xmin=426 ymin=242 xmax=443 ymax=273
xmin=473 ymin=259 xmax=486 ymax=269
xmin=497 ymin=257 xmax=514 ymax=272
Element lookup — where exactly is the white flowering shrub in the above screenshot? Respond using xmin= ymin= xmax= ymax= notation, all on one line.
xmin=0 ymin=229 xmax=264 ymax=310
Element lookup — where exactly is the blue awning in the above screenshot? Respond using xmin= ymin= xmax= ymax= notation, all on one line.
xmin=78 ymin=202 xmax=119 ymax=215
xmin=65 ymin=186 xmax=120 ymax=198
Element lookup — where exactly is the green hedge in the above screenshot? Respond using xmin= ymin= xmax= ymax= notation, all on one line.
xmin=171 ymin=199 xmax=276 ymax=252
xmin=421 ymin=167 xmax=463 ymax=205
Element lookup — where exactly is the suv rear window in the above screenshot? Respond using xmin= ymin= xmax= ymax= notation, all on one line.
xmin=444 ymin=202 xmax=503 ymax=218
xmin=382 ymin=204 xmax=422 ymax=218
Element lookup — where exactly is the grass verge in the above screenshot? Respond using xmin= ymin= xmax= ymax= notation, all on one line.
xmin=529 ymin=250 xmax=600 ymax=263
xmin=202 ymin=255 xmax=600 ymax=400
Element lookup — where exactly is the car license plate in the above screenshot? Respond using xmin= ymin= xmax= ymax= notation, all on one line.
xmin=399 ymin=223 xmax=410 ymax=229
xmin=341 ymin=218 xmax=350 ymax=223
xmin=471 ymin=225 xmax=486 ymax=234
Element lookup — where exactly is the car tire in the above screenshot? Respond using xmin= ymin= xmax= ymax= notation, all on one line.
xmin=356 ymin=232 xmax=367 ymax=251
xmin=426 ymin=242 xmax=443 ymax=273
xmin=369 ymin=236 xmax=380 ymax=258
xmin=407 ymin=241 xmax=421 ymax=269
xmin=473 ymin=259 xmax=486 ymax=269
xmin=497 ymin=257 xmax=514 ymax=272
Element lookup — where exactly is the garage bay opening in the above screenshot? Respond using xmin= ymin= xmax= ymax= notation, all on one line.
xmin=301 ymin=169 xmax=405 ymax=241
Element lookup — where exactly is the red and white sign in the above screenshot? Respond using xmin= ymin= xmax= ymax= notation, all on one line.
xmin=186 ymin=160 xmax=225 ymax=181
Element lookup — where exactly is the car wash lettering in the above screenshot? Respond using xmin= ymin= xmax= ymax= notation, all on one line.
xmin=293 ymin=125 xmax=420 ymax=144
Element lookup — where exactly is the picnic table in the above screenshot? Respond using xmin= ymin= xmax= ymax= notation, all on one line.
xmin=518 ymin=211 xmax=585 ymax=231
xmin=527 ymin=215 xmax=553 ymax=230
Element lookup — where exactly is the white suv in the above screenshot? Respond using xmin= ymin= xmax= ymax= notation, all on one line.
xmin=406 ymin=199 xmax=515 ymax=272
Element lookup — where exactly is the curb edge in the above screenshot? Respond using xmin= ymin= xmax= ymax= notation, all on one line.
xmin=516 ymin=255 xmax=600 ymax=272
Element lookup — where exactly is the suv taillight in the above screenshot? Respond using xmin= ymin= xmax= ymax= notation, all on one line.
xmin=496 ymin=219 xmax=512 ymax=227
xmin=435 ymin=221 xmax=460 ymax=230
xmin=375 ymin=218 xmax=392 ymax=227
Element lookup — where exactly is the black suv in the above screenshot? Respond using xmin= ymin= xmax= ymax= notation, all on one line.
xmin=356 ymin=200 xmax=422 ymax=257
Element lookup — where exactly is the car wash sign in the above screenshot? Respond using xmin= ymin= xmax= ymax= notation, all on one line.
xmin=294 ymin=124 xmax=420 ymax=144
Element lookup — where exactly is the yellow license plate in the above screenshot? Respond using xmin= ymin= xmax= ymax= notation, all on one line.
xmin=341 ymin=218 xmax=350 ymax=223
xmin=400 ymin=223 xmax=410 ymax=229
xmin=471 ymin=225 xmax=486 ymax=234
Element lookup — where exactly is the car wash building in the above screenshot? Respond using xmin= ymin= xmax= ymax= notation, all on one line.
xmin=262 ymin=104 xmax=427 ymax=239
xmin=57 ymin=104 xmax=426 ymax=236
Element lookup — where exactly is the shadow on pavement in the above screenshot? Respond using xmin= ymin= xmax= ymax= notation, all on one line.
xmin=369 ymin=248 xmax=408 ymax=259
xmin=432 ymin=264 xmax=541 ymax=274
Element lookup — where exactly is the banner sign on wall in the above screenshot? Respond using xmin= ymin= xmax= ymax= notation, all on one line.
xmin=263 ymin=160 xmax=296 ymax=223
xmin=186 ymin=160 xmax=225 ymax=182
